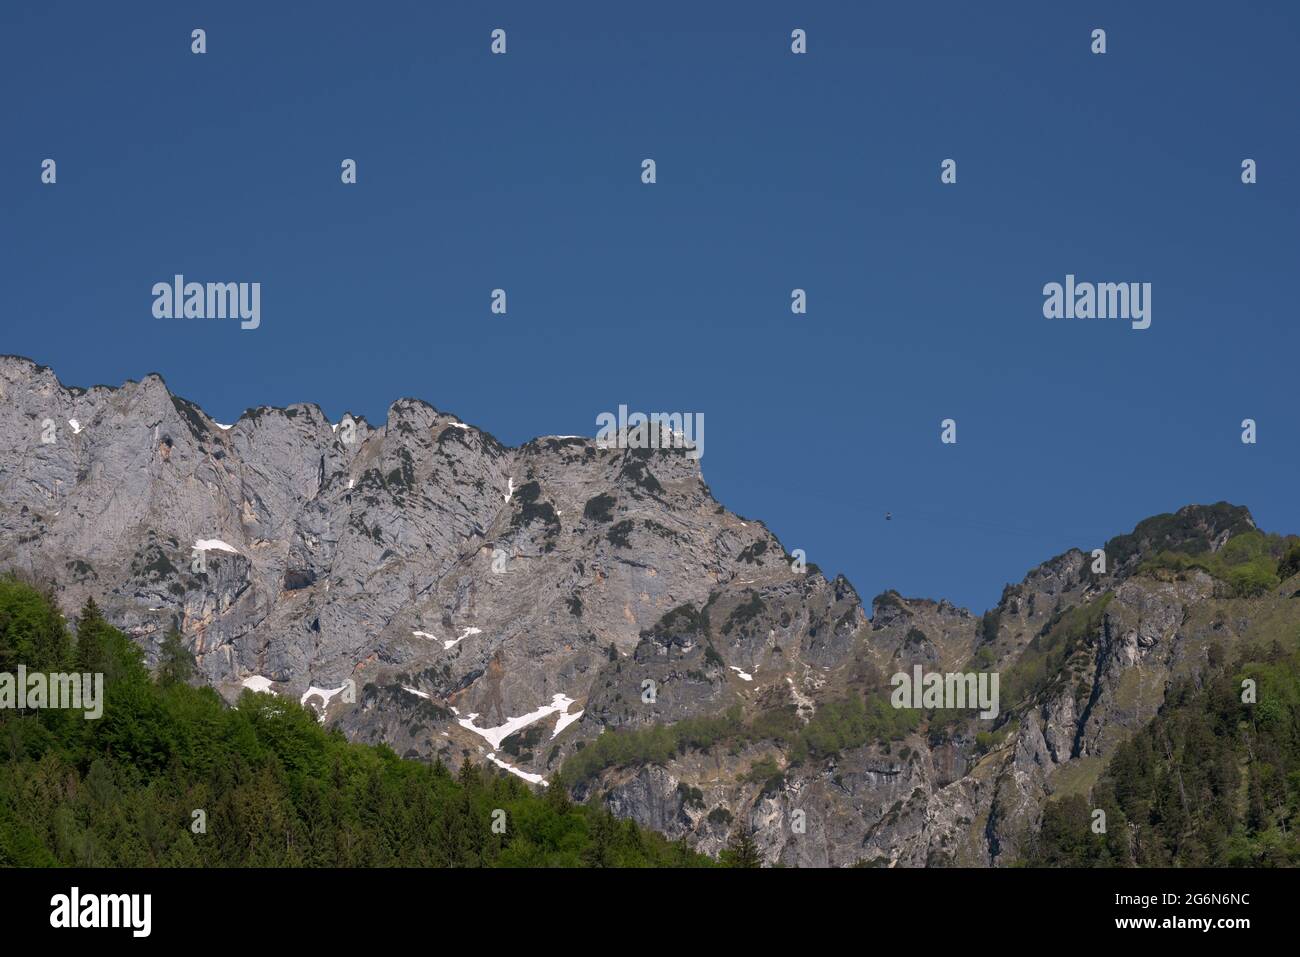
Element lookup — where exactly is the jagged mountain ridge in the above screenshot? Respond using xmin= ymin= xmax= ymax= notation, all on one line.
xmin=1 ymin=354 xmax=1294 ymax=866
xmin=0 ymin=353 xmax=796 ymax=741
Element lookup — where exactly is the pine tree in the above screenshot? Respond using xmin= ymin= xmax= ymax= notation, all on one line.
xmin=0 ymin=578 xmax=71 ymax=670
xmin=583 ymin=809 xmax=617 ymax=867
xmin=156 ymin=627 xmax=195 ymax=685
xmin=721 ymin=823 xmax=762 ymax=868
xmin=545 ymin=770 xmax=572 ymax=814
xmin=457 ymin=755 xmax=480 ymax=790
xmin=74 ymin=597 xmax=108 ymax=674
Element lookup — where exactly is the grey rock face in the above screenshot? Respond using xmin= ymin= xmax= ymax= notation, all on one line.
xmin=0 ymin=355 xmax=1281 ymax=866
xmin=0 ymin=353 xmax=788 ymax=747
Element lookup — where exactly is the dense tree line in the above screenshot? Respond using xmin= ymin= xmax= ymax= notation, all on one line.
xmin=1029 ymin=638 xmax=1300 ymax=867
xmin=0 ymin=579 xmax=712 ymax=867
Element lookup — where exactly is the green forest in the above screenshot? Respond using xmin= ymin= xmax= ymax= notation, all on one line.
xmin=0 ymin=578 xmax=715 ymax=867
xmin=1029 ymin=637 xmax=1300 ymax=867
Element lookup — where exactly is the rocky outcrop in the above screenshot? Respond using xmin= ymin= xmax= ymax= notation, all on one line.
xmin=0 ymin=354 xmax=1286 ymax=866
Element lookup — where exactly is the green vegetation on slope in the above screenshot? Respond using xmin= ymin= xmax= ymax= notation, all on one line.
xmin=1138 ymin=529 xmax=1300 ymax=598
xmin=1029 ymin=638 xmax=1300 ymax=867
xmin=0 ymin=579 xmax=708 ymax=867
xmin=1002 ymin=594 xmax=1113 ymax=711
xmin=1098 ymin=502 xmax=1258 ymax=573
xmin=563 ymin=691 xmax=919 ymax=788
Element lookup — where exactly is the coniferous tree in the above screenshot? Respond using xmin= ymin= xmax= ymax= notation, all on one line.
xmin=74 ymin=596 xmax=107 ymax=673
xmin=156 ymin=627 xmax=195 ymax=686
xmin=0 ymin=577 xmax=70 ymax=671
xmin=583 ymin=809 xmax=617 ymax=868
xmin=721 ymin=823 xmax=762 ymax=868
xmin=545 ymin=770 xmax=572 ymax=814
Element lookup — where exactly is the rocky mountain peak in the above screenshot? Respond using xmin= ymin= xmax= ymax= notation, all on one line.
xmin=1 ymin=356 xmax=1293 ymax=867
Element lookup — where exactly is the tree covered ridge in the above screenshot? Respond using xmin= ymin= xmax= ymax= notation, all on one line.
xmin=1026 ymin=531 xmax=1300 ymax=867
xmin=1029 ymin=637 xmax=1300 ymax=867
xmin=0 ymin=579 xmax=710 ymax=868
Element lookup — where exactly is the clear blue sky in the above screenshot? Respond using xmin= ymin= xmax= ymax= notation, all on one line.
xmin=3 ymin=1 xmax=1297 ymax=611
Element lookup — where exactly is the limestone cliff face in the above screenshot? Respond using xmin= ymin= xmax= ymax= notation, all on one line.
xmin=0 ymin=355 xmax=1286 ymax=865
xmin=0 ymin=353 xmax=787 ymax=751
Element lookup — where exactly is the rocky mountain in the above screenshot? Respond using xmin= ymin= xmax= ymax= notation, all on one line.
xmin=2 ymin=353 xmax=1296 ymax=866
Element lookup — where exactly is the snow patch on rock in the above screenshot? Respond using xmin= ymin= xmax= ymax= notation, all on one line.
xmin=194 ymin=538 xmax=238 ymax=554
xmin=458 ymin=693 xmax=577 ymax=751
xmin=443 ymin=626 xmax=481 ymax=650
xmin=552 ymin=706 xmax=584 ymax=738
xmin=486 ymin=753 xmax=548 ymax=786
xmin=300 ymin=684 xmax=350 ymax=722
